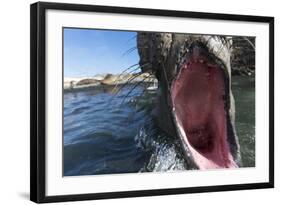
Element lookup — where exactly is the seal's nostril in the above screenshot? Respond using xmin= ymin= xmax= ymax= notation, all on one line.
xmin=192 ymin=44 xmax=208 ymax=57
xmin=192 ymin=46 xmax=202 ymax=59
xmin=189 ymin=42 xmax=210 ymax=62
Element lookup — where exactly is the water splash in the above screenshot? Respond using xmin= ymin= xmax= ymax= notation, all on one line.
xmin=134 ymin=124 xmax=187 ymax=172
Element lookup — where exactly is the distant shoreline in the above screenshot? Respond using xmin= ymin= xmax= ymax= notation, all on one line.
xmin=64 ymin=73 xmax=156 ymax=90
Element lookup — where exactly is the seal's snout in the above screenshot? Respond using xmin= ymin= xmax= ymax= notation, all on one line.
xmin=191 ymin=44 xmax=207 ymax=58
xmin=188 ymin=43 xmax=212 ymax=64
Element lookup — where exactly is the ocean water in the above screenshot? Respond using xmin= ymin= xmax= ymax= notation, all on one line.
xmin=63 ymin=76 xmax=255 ymax=176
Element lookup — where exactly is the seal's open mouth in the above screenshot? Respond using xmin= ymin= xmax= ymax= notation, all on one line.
xmin=171 ymin=45 xmax=238 ymax=170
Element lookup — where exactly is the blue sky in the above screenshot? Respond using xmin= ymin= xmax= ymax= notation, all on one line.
xmin=64 ymin=28 xmax=140 ymax=77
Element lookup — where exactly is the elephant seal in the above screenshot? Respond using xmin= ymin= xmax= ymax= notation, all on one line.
xmin=137 ymin=33 xmax=241 ymax=169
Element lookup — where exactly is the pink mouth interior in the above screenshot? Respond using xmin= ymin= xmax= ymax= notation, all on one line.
xmin=171 ymin=57 xmax=237 ymax=170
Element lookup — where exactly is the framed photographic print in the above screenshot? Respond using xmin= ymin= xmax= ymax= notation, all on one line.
xmin=30 ymin=2 xmax=274 ymax=203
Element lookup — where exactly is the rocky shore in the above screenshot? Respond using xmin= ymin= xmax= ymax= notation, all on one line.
xmin=64 ymin=73 xmax=155 ymax=90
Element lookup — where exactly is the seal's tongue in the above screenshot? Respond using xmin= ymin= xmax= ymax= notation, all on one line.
xmin=171 ymin=47 xmax=237 ymax=170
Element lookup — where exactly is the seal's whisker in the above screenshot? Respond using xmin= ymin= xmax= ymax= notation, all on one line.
xmin=128 ymin=81 xmax=154 ymax=109
xmin=241 ymin=37 xmax=255 ymax=50
xmin=119 ymin=75 xmax=151 ymax=106
xmin=110 ymin=63 xmax=140 ymax=92
xmin=120 ymin=66 xmax=141 ymax=78
xmin=122 ymin=46 xmax=137 ymax=57
xmin=125 ymin=34 xmax=137 ymax=45
xmin=233 ymin=37 xmax=255 ymax=50
xmin=110 ymin=75 xmax=140 ymax=97
xmin=116 ymin=63 xmax=139 ymax=77
xmin=107 ymin=63 xmax=153 ymax=109
xmin=111 ymin=66 xmax=141 ymax=91
xmin=111 ymin=72 xmax=143 ymax=95
xmin=112 ymin=62 xmax=152 ymax=93
xmin=113 ymin=62 xmax=151 ymax=88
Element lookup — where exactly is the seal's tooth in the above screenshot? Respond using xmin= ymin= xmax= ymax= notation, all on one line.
xmin=199 ymin=59 xmax=204 ymax=63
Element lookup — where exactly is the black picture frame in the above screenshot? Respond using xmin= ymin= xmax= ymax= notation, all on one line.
xmin=30 ymin=1 xmax=274 ymax=203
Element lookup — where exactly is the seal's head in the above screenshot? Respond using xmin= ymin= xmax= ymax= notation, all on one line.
xmin=137 ymin=33 xmax=241 ymax=169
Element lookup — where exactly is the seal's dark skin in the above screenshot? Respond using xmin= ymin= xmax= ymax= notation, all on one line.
xmin=137 ymin=33 xmax=241 ymax=169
